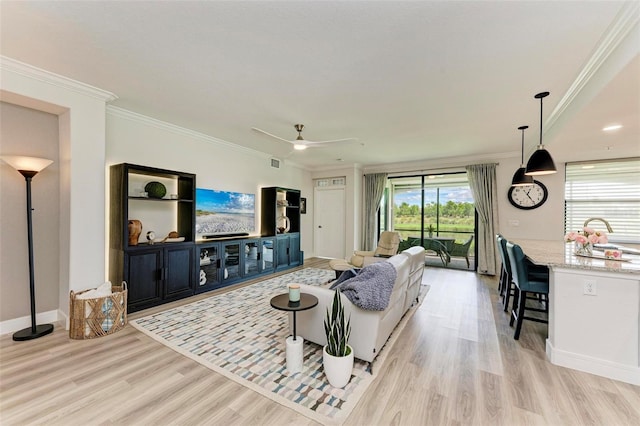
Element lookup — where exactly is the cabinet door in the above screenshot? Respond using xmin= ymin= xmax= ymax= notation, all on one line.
xmin=126 ymin=249 xmax=162 ymax=308
xmin=276 ymin=236 xmax=290 ymax=271
xmin=222 ymin=242 xmax=241 ymax=282
xmin=197 ymin=244 xmax=221 ymax=292
xmin=260 ymin=238 xmax=276 ymax=273
xmin=289 ymin=233 xmax=301 ymax=266
xmin=164 ymin=246 xmax=195 ymax=299
xmin=243 ymin=239 xmax=260 ymax=278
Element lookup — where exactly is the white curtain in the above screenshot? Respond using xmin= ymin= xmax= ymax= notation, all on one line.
xmin=465 ymin=164 xmax=498 ymax=275
xmin=362 ymin=173 xmax=388 ymax=250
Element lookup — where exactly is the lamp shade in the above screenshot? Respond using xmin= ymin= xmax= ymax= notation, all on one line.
xmin=1 ymin=156 xmax=53 ymax=173
xmin=511 ymin=166 xmax=534 ymax=186
xmin=525 ymin=91 xmax=557 ymax=176
xmin=525 ymin=147 xmax=556 ymax=175
xmin=293 ymin=144 xmax=307 ymax=150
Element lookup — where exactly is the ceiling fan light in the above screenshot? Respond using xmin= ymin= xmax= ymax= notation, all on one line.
xmin=511 ymin=166 xmax=534 ymax=186
xmin=293 ymin=144 xmax=307 ymax=151
xmin=525 ymin=146 xmax=557 ymax=175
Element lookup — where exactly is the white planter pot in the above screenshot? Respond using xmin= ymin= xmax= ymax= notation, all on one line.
xmin=323 ymin=345 xmax=354 ymax=388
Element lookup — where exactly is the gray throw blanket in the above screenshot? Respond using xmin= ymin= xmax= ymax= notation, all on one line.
xmin=330 ymin=261 xmax=397 ymax=311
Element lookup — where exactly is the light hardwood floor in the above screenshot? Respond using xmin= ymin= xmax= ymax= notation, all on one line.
xmin=1 ymin=259 xmax=639 ymax=425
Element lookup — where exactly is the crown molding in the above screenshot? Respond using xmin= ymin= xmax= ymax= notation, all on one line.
xmin=545 ymin=1 xmax=640 ymax=132
xmin=106 ymin=105 xmax=307 ymax=171
xmin=362 ymin=151 xmax=519 ymax=175
xmin=0 ymin=56 xmax=118 ymax=102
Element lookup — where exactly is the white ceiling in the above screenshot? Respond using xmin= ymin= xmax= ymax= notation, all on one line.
xmin=1 ymin=1 xmax=638 ymax=170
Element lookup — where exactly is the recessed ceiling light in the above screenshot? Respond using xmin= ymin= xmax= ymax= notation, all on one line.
xmin=602 ymin=124 xmax=623 ymax=132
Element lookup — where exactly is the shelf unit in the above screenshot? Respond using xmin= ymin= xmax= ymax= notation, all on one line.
xmin=109 ymin=163 xmax=196 ymax=312
xmin=261 ymin=187 xmax=302 ymax=269
xmin=109 ymin=171 xmax=305 ymax=311
xmin=195 ymin=236 xmax=277 ymax=293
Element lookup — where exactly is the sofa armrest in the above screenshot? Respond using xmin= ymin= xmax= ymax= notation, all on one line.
xmin=362 ymin=256 xmax=388 ymax=266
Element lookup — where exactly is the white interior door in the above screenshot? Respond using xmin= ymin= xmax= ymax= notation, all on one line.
xmin=314 ymin=187 xmax=345 ymax=259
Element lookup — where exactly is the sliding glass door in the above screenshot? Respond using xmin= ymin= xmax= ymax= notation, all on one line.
xmin=385 ymin=173 xmax=475 ymax=269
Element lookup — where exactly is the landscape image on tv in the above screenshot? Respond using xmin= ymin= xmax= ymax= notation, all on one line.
xmin=195 ymin=188 xmax=255 ymax=237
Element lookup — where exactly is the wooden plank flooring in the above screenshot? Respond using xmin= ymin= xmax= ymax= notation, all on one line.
xmin=1 ymin=258 xmax=639 ymax=425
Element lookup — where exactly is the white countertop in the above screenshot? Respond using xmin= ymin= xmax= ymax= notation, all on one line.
xmin=510 ymin=239 xmax=640 ymax=275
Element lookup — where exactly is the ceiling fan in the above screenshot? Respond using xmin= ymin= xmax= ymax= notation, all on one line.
xmin=252 ymin=124 xmax=357 ymax=150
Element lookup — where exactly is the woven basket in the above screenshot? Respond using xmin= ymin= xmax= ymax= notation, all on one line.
xmin=69 ymin=282 xmax=128 ymax=340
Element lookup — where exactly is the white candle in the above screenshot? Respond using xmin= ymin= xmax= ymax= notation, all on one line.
xmin=288 ymin=284 xmax=300 ymax=302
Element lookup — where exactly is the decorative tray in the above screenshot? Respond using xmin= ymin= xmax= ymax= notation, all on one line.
xmin=574 ymin=252 xmax=631 ymax=262
xmin=148 ymin=237 xmax=186 ymax=244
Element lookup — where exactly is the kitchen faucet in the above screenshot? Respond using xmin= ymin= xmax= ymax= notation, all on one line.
xmin=583 ymin=217 xmax=613 ymax=233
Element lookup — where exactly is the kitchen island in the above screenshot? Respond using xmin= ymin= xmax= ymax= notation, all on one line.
xmin=512 ymin=239 xmax=640 ymax=385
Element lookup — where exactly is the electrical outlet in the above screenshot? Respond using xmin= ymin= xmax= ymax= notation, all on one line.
xmin=583 ymin=280 xmax=597 ymax=296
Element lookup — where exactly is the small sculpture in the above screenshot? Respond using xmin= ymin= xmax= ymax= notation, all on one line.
xmin=277 ymin=215 xmax=291 ymax=234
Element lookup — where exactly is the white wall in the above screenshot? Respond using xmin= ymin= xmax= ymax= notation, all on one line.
xmin=105 ymin=107 xmax=314 ymax=256
xmin=364 ymin=153 xmax=567 ymax=244
xmin=1 ymin=57 xmax=115 ymax=332
xmin=311 ymin=165 xmax=363 ymax=256
xmin=495 ymin=156 xmax=566 ymax=241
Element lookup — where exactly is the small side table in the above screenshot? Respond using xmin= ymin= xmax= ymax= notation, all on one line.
xmin=270 ymin=293 xmax=318 ymax=373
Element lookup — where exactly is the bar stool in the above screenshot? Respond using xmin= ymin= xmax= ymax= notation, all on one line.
xmin=506 ymin=242 xmax=549 ymax=340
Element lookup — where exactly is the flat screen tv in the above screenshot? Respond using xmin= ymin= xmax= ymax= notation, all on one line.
xmin=195 ymin=188 xmax=255 ymax=238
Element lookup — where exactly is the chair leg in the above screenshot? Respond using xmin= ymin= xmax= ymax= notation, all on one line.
xmin=503 ymin=280 xmax=513 ymax=312
xmin=465 ymin=256 xmax=470 ymax=268
xmin=509 ymin=287 xmax=518 ymax=325
xmin=513 ymin=290 xmax=527 ymax=340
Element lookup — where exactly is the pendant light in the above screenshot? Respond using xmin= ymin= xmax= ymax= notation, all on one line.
xmin=511 ymin=125 xmax=534 ymax=186
xmin=525 ymin=91 xmax=557 ymax=175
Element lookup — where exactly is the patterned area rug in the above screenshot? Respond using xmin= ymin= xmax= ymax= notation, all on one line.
xmin=131 ymin=268 xmax=425 ymax=425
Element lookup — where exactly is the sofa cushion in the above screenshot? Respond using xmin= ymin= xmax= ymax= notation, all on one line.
xmin=329 ymin=261 xmax=397 ymax=311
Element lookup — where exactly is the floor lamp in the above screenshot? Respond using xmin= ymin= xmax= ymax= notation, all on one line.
xmin=1 ymin=155 xmax=55 ymax=341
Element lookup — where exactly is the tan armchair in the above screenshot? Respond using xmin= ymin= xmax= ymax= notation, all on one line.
xmin=350 ymin=231 xmax=402 ymax=267
xmin=329 ymin=231 xmax=402 ymax=278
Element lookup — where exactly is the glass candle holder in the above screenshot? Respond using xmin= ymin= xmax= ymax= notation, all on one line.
xmin=604 ymin=249 xmax=622 ymax=260
xmin=288 ymin=284 xmax=300 ymax=302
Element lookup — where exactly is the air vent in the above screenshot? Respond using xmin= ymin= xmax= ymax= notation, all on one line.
xmin=270 ymin=158 xmax=281 ymax=169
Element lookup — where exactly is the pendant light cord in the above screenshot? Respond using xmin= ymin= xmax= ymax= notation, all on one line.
xmin=534 ymin=91 xmax=549 ymax=147
xmin=518 ymin=125 xmax=528 ymax=165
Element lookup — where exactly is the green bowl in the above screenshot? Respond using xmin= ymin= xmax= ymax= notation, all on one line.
xmin=145 ymin=181 xmax=167 ymax=199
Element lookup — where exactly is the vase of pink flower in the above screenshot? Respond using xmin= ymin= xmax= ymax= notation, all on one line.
xmin=564 ymin=227 xmax=609 ymax=257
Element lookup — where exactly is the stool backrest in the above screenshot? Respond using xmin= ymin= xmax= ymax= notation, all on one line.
xmin=496 ymin=235 xmax=511 ymax=276
xmin=506 ymin=241 xmax=529 ymax=290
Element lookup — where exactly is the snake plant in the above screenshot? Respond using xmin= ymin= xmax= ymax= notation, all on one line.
xmin=323 ymin=289 xmax=352 ymax=357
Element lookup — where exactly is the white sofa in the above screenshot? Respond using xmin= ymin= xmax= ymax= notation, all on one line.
xmin=292 ymin=246 xmax=426 ymax=364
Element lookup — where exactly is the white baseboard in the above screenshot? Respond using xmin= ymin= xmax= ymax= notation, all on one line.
xmin=0 ymin=310 xmax=66 ymax=336
xmin=546 ymin=340 xmax=640 ymax=386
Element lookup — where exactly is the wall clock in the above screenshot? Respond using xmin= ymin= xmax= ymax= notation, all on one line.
xmin=507 ymin=180 xmax=548 ymax=210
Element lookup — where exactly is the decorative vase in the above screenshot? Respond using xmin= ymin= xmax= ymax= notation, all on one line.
xmin=323 ymin=344 xmax=354 ymax=388
xmin=575 ymin=241 xmax=593 ymax=256
xmin=128 ymin=220 xmax=142 ymax=246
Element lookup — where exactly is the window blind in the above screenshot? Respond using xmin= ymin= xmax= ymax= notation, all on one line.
xmin=565 ymin=158 xmax=640 ymax=243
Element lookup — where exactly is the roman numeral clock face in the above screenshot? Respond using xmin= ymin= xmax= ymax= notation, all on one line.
xmin=507 ymin=180 xmax=548 ymax=210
